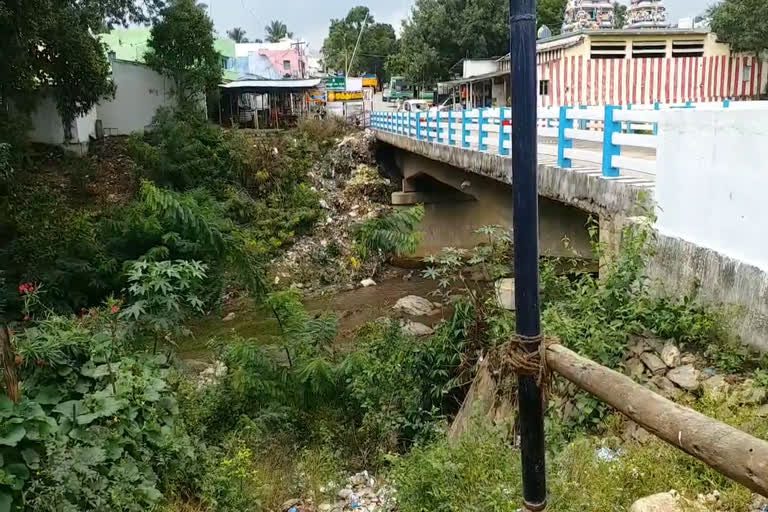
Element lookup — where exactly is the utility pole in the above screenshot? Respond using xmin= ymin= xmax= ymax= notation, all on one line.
xmin=509 ymin=0 xmax=547 ymax=510
xmin=346 ymin=11 xmax=369 ymax=77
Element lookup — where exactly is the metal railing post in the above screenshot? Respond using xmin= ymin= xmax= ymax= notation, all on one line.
xmin=557 ymin=105 xmax=572 ymax=168
xmin=602 ymin=105 xmax=621 ymax=177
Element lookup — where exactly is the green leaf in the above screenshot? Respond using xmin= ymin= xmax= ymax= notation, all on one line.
xmin=5 ymin=463 xmax=30 ymax=482
xmin=0 ymin=396 xmax=12 ymax=417
xmin=0 ymin=490 xmax=11 ymax=512
xmin=80 ymin=361 xmax=111 ymax=378
xmin=53 ymin=400 xmax=84 ymax=418
xmin=21 ymin=448 xmax=40 ymax=469
xmin=76 ymin=413 xmax=99 ymax=425
xmin=34 ymin=386 xmax=62 ymax=405
xmin=0 ymin=425 xmax=25 ymax=447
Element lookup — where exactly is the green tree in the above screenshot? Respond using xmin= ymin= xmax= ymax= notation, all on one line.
xmin=709 ymin=0 xmax=768 ymax=56
xmin=538 ymin=0 xmax=568 ymax=35
xmin=145 ymin=0 xmax=222 ymax=109
xmin=0 ymin=0 xmax=165 ymax=140
xmin=386 ymin=0 xmax=509 ymax=87
xmin=322 ymin=6 xmax=397 ymax=79
xmin=613 ymin=1 xmax=628 ymax=28
xmin=264 ymin=20 xmax=293 ymax=42
xmin=227 ymin=27 xmax=249 ymax=43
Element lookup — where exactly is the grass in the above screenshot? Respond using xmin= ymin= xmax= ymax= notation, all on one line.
xmin=391 ymin=398 xmax=768 ymax=512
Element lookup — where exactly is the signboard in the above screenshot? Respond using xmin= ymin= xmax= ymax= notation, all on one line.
xmin=307 ymin=90 xmax=326 ymax=104
xmin=325 ymin=76 xmax=346 ymax=91
xmin=327 ymin=90 xmax=363 ymax=102
xmin=346 ymin=77 xmax=363 ymax=92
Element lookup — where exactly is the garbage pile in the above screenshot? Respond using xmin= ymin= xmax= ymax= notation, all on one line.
xmin=270 ymin=129 xmax=394 ymax=293
xmin=284 ymin=471 xmax=397 ymax=512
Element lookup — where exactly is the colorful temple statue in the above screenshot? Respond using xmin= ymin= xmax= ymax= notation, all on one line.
xmin=562 ymin=0 xmax=615 ymax=33
xmin=626 ymin=0 xmax=668 ymax=29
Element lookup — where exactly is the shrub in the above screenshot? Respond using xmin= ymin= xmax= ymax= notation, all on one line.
xmin=352 ymin=205 xmax=424 ymax=261
xmin=5 ymin=310 xmax=202 ymax=511
xmin=391 ymin=429 xmax=521 ymax=512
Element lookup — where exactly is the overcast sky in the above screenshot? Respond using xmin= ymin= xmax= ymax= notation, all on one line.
xmin=206 ymin=0 xmax=711 ymax=52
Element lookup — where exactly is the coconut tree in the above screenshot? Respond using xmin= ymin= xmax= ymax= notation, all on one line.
xmin=227 ymin=27 xmax=249 ymax=43
xmin=265 ymin=20 xmax=293 ymax=42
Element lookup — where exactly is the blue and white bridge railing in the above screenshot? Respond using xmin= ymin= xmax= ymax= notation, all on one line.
xmin=370 ymin=101 xmax=768 ymax=178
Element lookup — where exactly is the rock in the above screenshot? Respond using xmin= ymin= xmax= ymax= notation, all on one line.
xmin=281 ymin=498 xmax=301 ymax=510
xmin=628 ymin=335 xmax=653 ymax=356
xmin=629 ymin=491 xmax=711 ymax=512
xmin=666 ymin=365 xmax=701 ymax=391
xmin=338 ymin=488 xmax=353 ymax=500
xmin=222 ymin=312 xmax=236 ymax=322
xmin=757 ymin=404 xmax=768 ymax=418
xmin=701 ymin=367 xmax=717 ymax=378
xmin=630 ymin=491 xmax=682 ymax=512
xmin=360 ymin=278 xmax=377 ymax=287
xmin=625 ymin=357 xmax=646 ymax=379
xmin=318 ymin=505 xmax=333 ymax=512
xmin=735 ymin=379 xmax=768 ymax=405
xmin=681 ymin=352 xmax=697 ymax=365
xmin=649 ymin=376 xmax=683 ymax=400
xmin=393 ymin=295 xmax=438 ymax=317
xmin=402 ymin=321 xmax=434 ymax=337
xmin=623 ymin=420 xmax=652 ymax=444
xmin=494 ymin=278 xmax=516 ymax=310
xmin=660 ymin=343 xmax=681 ymax=368
xmin=640 ymin=352 xmax=668 ymax=375
xmin=701 ymin=375 xmax=730 ymax=399
xmin=319 ymin=199 xmax=330 ymax=209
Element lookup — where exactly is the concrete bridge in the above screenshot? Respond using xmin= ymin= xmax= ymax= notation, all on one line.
xmin=372 ymin=103 xmax=768 ymax=351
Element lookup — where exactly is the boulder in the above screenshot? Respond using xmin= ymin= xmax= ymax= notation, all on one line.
xmin=360 ymin=278 xmax=377 ymax=287
xmin=625 ymin=357 xmax=646 ymax=379
xmin=701 ymin=374 xmax=730 ymax=399
xmin=623 ymin=420 xmax=652 ymax=444
xmin=393 ymin=295 xmax=438 ymax=317
xmin=402 ymin=321 xmax=434 ymax=337
xmin=628 ymin=335 xmax=653 ymax=356
xmin=649 ymin=376 xmax=683 ymax=400
xmin=222 ymin=312 xmax=236 ymax=322
xmin=680 ymin=352 xmax=697 ymax=365
xmin=630 ymin=491 xmax=682 ymax=512
xmin=666 ymin=365 xmax=701 ymax=391
xmin=494 ymin=278 xmax=516 ymax=311
xmin=757 ymin=404 xmax=768 ymax=418
xmin=660 ymin=343 xmax=681 ymax=368
xmin=629 ymin=491 xmax=711 ymax=512
xmin=734 ymin=379 xmax=768 ymax=405
xmin=640 ymin=352 xmax=668 ymax=375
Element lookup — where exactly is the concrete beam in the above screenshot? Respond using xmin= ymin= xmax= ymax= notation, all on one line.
xmin=376 ymin=131 xmax=651 ymax=217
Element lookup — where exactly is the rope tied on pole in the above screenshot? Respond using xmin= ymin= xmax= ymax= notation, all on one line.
xmin=504 ymin=334 xmax=559 ymax=392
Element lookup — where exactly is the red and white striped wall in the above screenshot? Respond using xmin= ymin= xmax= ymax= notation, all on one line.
xmin=537 ymin=55 xmax=767 ymax=107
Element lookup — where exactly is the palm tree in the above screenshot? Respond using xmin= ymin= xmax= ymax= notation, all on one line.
xmin=227 ymin=27 xmax=249 ymax=43
xmin=264 ymin=20 xmax=293 ymax=43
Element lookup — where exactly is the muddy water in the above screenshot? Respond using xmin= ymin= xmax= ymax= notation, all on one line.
xmin=180 ymin=270 xmax=443 ymax=364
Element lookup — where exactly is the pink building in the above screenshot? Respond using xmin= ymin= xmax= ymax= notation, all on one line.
xmin=235 ymin=39 xmax=307 ymax=79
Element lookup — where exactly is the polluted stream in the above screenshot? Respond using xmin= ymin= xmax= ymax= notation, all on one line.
xmin=178 ymin=269 xmax=445 ymax=366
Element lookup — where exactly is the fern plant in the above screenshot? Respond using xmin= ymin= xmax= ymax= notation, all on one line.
xmin=352 ymin=205 xmax=424 ymax=262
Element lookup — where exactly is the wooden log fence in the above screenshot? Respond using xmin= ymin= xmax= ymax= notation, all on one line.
xmin=546 ymin=343 xmax=768 ymax=497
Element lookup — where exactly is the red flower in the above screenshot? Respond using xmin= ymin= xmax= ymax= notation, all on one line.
xmin=35 ymin=359 xmax=44 ymax=366
xmin=23 ymin=314 xmax=30 ymax=321
xmin=110 ymin=305 xmax=120 ymax=314
xmin=18 ymin=282 xmax=35 ymax=294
